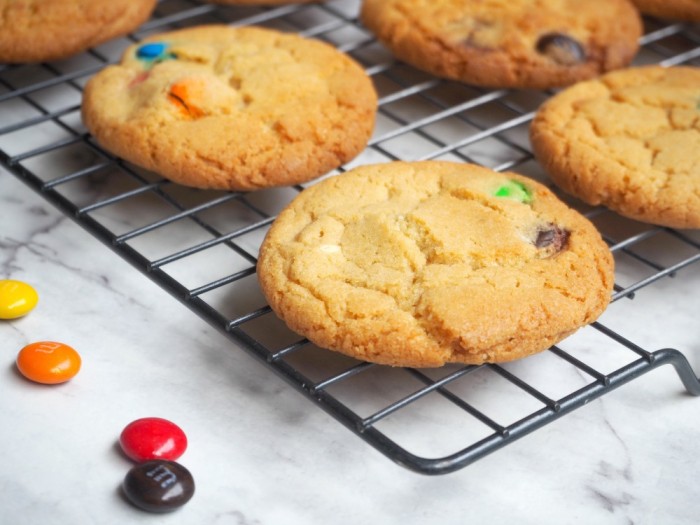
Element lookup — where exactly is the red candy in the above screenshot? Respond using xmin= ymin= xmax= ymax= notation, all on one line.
xmin=120 ymin=418 xmax=187 ymax=462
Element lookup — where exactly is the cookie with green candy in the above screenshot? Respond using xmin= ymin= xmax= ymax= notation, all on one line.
xmin=257 ymin=161 xmax=614 ymax=367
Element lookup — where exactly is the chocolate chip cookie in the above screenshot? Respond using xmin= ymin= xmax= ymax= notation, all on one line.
xmin=531 ymin=65 xmax=700 ymax=229
xmin=257 ymin=161 xmax=614 ymax=367
xmin=360 ymin=0 xmax=642 ymax=89
xmin=81 ymin=25 xmax=377 ymax=191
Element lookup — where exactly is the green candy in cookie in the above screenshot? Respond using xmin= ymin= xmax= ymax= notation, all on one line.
xmin=494 ymin=180 xmax=532 ymax=203
xmin=257 ymin=160 xmax=615 ymax=368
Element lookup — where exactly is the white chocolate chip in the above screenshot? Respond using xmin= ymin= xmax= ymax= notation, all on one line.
xmin=319 ymin=244 xmax=341 ymax=254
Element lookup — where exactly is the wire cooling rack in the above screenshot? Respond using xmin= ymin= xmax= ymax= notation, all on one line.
xmin=1 ymin=0 xmax=700 ymax=475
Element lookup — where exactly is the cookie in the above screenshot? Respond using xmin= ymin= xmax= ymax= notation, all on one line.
xmin=531 ymin=66 xmax=700 ymax=229
xmin=257 ymin=161 xmax=614 ymax=368
xmin=360 ymin=0 xmax=642 ymax=89
xmin=0 ymin=0 xmax=157 ymax=64
xmin=81 ymin=25 xmax=377 ymax=191
xmin=630 ymin=0 xmax=700 ymax=21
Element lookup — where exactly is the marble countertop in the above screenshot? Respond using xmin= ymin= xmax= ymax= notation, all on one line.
xmin=2 ymin=0 xmax=700 ymax=520
xmin=2 ymin=163 xmax=700 ymax=524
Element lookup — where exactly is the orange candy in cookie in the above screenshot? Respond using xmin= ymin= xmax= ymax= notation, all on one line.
xmin=167 ymin=80 xmax=205 ymax=118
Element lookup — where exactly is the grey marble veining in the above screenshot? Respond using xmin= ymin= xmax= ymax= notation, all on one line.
xmin=2 ymin=164 xmax=700 ymax=524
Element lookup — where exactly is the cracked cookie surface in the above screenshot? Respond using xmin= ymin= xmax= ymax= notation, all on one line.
xmin=257 ymin=161 xmax=614 ymax=367
xmin=0 ymin=0 xmax=157 ymax=63
xmin=360 ymin=0 xmax=641 ymax=89
xmin=531 ymin=66 xmax=700 ymax=229
xmin=81 ymin=25 xmax=377 ymax=191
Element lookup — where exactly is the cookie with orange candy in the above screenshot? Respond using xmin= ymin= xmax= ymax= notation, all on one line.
xmin=81 ymin=25 xmax=377 ymax=191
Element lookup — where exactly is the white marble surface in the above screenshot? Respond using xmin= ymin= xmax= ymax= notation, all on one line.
xmin=2 ymin=165 xmax=700 ymax=524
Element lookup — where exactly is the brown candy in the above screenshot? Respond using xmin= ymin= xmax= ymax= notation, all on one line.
xmin=122 ymin=460 xmax=195 ymax=513
xmin=535 ymin=224 xmax=570 ymax=254
xmin=536 ymin=33 xmax=585 ymax=65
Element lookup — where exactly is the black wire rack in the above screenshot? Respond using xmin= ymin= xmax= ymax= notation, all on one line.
xmin=1 ymin=0 xmax=700 ymax=475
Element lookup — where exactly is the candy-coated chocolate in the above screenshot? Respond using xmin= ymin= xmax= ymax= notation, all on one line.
xmin=129 ymin=71 xmax=150 ymax=88
xmin=494 ymin=180 xmax=532 ymax=204
xmin=535 ymin=224 xmax=570 ymax=253
xmin=167 ymin=81 xmax=204 ymax=118
xmin=122 ymin=460 xmax=195 ymax=513
xmin=16 ymin=341 xmax=81 ymax=384
xmin=536 ymin=33 xmax=586 ymax=66
xmin=135 ymin=42 xmax=176 ymax=67
xmin=136 ymin=42 xmax=168 ymax=59
xmin=0 ymin=279 xmax=38 ymax=319
xmin=120 ymin=417 xmax=188 ymax=462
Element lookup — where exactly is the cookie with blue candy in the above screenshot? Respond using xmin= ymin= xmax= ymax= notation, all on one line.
xmin=81 ymin=25 xmax=377 ymax=191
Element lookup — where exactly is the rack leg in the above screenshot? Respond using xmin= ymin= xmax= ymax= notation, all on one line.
xmin=655 ymin=348 xmax=700 ymax=396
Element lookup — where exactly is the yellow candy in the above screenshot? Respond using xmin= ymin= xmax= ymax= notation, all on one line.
xmin=0 ymin=279 xmax=39 ymax=319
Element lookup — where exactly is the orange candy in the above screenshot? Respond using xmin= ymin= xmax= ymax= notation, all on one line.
xmin=167 ymin=80 xmax=204 ymax=118
xmin=16 ymin=341 xmax=81 ymax=384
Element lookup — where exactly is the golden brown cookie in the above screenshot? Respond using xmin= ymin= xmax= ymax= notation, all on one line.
xmin=0 ymin=0 xmax=157 ymax=64
xmin=257 ymin=161 xmax=614 ymax=368
xmin=531 ymin=66 xmax=700 ymax=229
xmin=81 ymin=25 xmax=377 ymax=191
xmin=360 ymin=0 xmax=642 ymax=89
xmin=630 ymin=0 xmax=700 ymax=21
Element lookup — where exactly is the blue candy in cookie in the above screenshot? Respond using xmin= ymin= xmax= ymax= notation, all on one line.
xmin=136 ymin=42 xmax=176 ymax=64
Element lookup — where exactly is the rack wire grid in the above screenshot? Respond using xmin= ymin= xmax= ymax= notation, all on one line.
xmin=2 ymin=0 xmax=700 ymax=475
